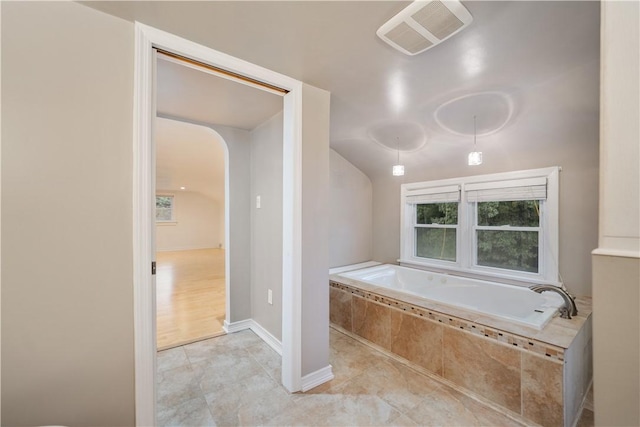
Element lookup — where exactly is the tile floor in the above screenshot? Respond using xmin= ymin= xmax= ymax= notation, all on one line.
xmin=157 ymin=327 xmax=596 ymax=426
xmin=157 ymin=328 xmax=539 ymax=426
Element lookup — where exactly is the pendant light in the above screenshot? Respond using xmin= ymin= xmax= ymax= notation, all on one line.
xmin=392 ymin=137 xmax=405 ymax=176
xmin=468 ymin=115 xmax=483 ymax=166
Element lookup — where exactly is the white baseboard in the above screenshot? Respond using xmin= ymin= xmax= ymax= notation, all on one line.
xmin=223 ymin=319 xmax=282 ymax=355
xmin=248 ymin=320 xmax=283 ymax=355
xmin=301 ymin=365 xmax=334 ymax=392
xmin=223 ymin=319 xmax=253 ymax=334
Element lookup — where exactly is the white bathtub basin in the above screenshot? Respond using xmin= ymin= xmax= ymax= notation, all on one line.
xmin=339 ymin=264 xmax=564 ymax=330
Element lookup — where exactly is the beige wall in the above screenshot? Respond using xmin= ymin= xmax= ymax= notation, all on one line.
xmin=156 ymin=191 xmax=223 ymax=251
xmin=593 ymin=255 xmax=639 ymax=425
xmin=301 ymin=84 xmax=331 ymax=376
xmin=207 ymin=124 xmax=252 ymax=323
xmin=1 ymin=2 xmax=135 ymax=425
xmin=593 ymin=1 xmax=640 ymax=425
xmin=250 ymin=112 xmax=284 ymax=341
xmin=372 ymin=57 xmax=600 ymax=298
xmin=329 ymin=150 xmax=373 ymax=268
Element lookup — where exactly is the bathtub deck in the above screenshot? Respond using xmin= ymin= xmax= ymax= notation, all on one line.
xmin=329 ymin=273 xmax=593 ymax=427
xmin=330 ymin=272 xmax=592 ymax=350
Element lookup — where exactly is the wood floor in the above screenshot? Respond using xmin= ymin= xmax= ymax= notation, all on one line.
xmin=156 ymin=248 xmax=225 ymax=350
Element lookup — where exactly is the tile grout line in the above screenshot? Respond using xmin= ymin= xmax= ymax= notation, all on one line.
xmin=181 ymin=341 xmax=220 ymax=424
xmin=330 ymin=325 xmax=530 ymax=426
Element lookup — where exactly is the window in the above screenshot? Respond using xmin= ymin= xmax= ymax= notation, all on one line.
xmin=156 ymin=195 xmax=174 ymax=222
xmin=401 ymin=168 xmax=560 ymax=285
xmin=415 ymin=203 xmax=458 ymax=262
xmin=403 ymin=184 xmax=461 ymax=267
xmin=475 ymin=200 xmax=540 ymax=273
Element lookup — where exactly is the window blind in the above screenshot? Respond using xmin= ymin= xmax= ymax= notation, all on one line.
xmin=465 ymin=177 xmax=547 ymax=202
xmin=406 ymin=185 xmax=461 ymax=204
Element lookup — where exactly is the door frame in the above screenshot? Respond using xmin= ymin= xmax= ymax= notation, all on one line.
xmin=133 ymin=22 xmax=303 ymax=426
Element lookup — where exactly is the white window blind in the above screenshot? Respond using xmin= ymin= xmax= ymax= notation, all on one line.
xmin=465 ymin=177 xmax=547 ymax=202
xmin=406 ymin=185 xmax=461 ymax=204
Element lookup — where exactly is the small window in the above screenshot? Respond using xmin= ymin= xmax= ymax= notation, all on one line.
xmin=415 ymin=203 xmax=458 ymax=262
xmin=475 ymin=200 xmax=540 ymax=273
xmin=156 ymin=195 xmax=174 ymax=222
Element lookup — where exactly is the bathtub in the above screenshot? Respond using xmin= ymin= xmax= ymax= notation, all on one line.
xmin=338 ymin=264 xmax=564 ymax=330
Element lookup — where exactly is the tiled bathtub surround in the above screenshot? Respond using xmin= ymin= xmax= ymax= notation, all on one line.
xmin=329 ymin=277 xmax=593 ymax=427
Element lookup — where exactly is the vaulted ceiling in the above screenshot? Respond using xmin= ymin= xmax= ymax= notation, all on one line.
xmin=85 ymin=1 xmax=600 ymax=185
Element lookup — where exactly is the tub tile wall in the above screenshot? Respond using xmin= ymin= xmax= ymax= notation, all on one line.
xmin=329 ymin=280 xmax=591 ymax=427
xmin=390 ymin=310 xmax=443 ymax=376
xmin=443 ymin=328 xmax=522 ymax=414
xmin=329 ymin=287 xmax=352 ymax=332
xmin=352 ymin=296 xmax=391 ymax=350
xmin=522 ymin=352 xmax=564 ymax=426
xmin=330 ymin=280 xmax=566 ymax=362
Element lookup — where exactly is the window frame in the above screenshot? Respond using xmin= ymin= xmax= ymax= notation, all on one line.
xmin=471 ymin=200 xmax=543 ymax=277
xmin=400 ymin=167 xmax=560 ymax=286
xmin=155 ymin=194 xmax=176 ymax=224
xmin=412 ymin=202 xmax=460 ymax=265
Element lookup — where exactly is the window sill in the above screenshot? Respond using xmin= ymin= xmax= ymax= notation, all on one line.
xmin=156 ymin=221 xmax=177 ymax=226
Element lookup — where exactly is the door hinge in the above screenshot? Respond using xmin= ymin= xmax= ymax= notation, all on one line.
xmin=152 ymin=261 xmax=156 ymax=275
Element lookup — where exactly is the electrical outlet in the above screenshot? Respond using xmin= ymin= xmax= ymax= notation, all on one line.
xmin=256 ymin=195 xmax=261 ymax=209
xmin=268 ymin=289 xmax=273 ymax=305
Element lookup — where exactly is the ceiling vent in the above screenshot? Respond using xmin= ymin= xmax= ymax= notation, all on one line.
xmin=377 ymin=0 xmax=473 ymax=56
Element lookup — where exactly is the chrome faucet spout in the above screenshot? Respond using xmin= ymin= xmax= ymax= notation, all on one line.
xmin=529 ymin=285 xmax=578 ymax=319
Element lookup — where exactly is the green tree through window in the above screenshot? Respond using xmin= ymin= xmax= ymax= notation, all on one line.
xmin=476 ymin=201 xmax=540 ymax=273
xmin=156 ymin=195 xmax=174 ymax=221
xmin=415 ymin=203 xmax=458 ymax=262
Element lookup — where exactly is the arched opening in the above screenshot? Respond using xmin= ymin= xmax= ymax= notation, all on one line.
xmin=154 ymin=117 xmax=229 ymax=349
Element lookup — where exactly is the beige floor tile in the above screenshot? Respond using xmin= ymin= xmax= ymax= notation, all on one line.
xmin=332 ymin=357 xmax=441 ymax=414
xmin=157 ymin=346 xmax=190 ymax=373
xmin=388 ymin=413 xmax=419 ymax=426
xmin=157 ymin=328 xmax=527 ymax=427
xmin=157 ymin=364 xmax=206 ymax=410
xmin=403 ymin=386 xmax=523 ymax=427
xmin=183 ymin=330 xmax=262 ymax=364
xmin=246 ymin=340 xmax=282 ymax=382
xmin=269 ymin=394 xmax=401 ymax=426
xmin=204 ymin=370 xmax=295 ymax=426
xmin=194 ymin=350 xmax=265 ymax=394
xmin=157 ymin=395 xmax=216 ymax=427
xmin=319 ymin=330 xmax=390 ymax=391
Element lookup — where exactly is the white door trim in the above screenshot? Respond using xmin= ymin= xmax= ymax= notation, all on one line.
xmin=133 ymin=23 xmax=303 ymax=426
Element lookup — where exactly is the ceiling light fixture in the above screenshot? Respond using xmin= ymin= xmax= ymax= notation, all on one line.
xmin=393 ymin=137 xmax=405 ymax=176
xmin=180 ymin=186 xmax=186 ymax=190
xmin=468 ymin=115 xmax=483 ymax=166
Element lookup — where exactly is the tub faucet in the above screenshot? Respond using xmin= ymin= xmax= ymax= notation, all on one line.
xmin=529 ymin=285 xmax=578 ymax=320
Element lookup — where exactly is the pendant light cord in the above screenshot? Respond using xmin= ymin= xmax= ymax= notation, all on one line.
xmin=473 ymin=115 xmax=477 ymax=148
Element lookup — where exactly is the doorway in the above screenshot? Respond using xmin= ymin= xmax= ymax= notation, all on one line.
xmin=154 ymin=115 xmax=227 ymax=350
xmin=134 ymin=23 xmax=305 ymax=425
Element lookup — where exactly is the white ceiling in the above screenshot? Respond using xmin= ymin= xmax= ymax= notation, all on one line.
xmin=85 ymin=1 xmax=600 ymax=180
xmin=155 ymin=117 xmax=225 ymax=202
xmin=157 ymin=55 xmax=283 ymax=130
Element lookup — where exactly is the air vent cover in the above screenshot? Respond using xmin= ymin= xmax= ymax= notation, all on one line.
xmin=377 ymin=0 xmax=472 ymax=56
